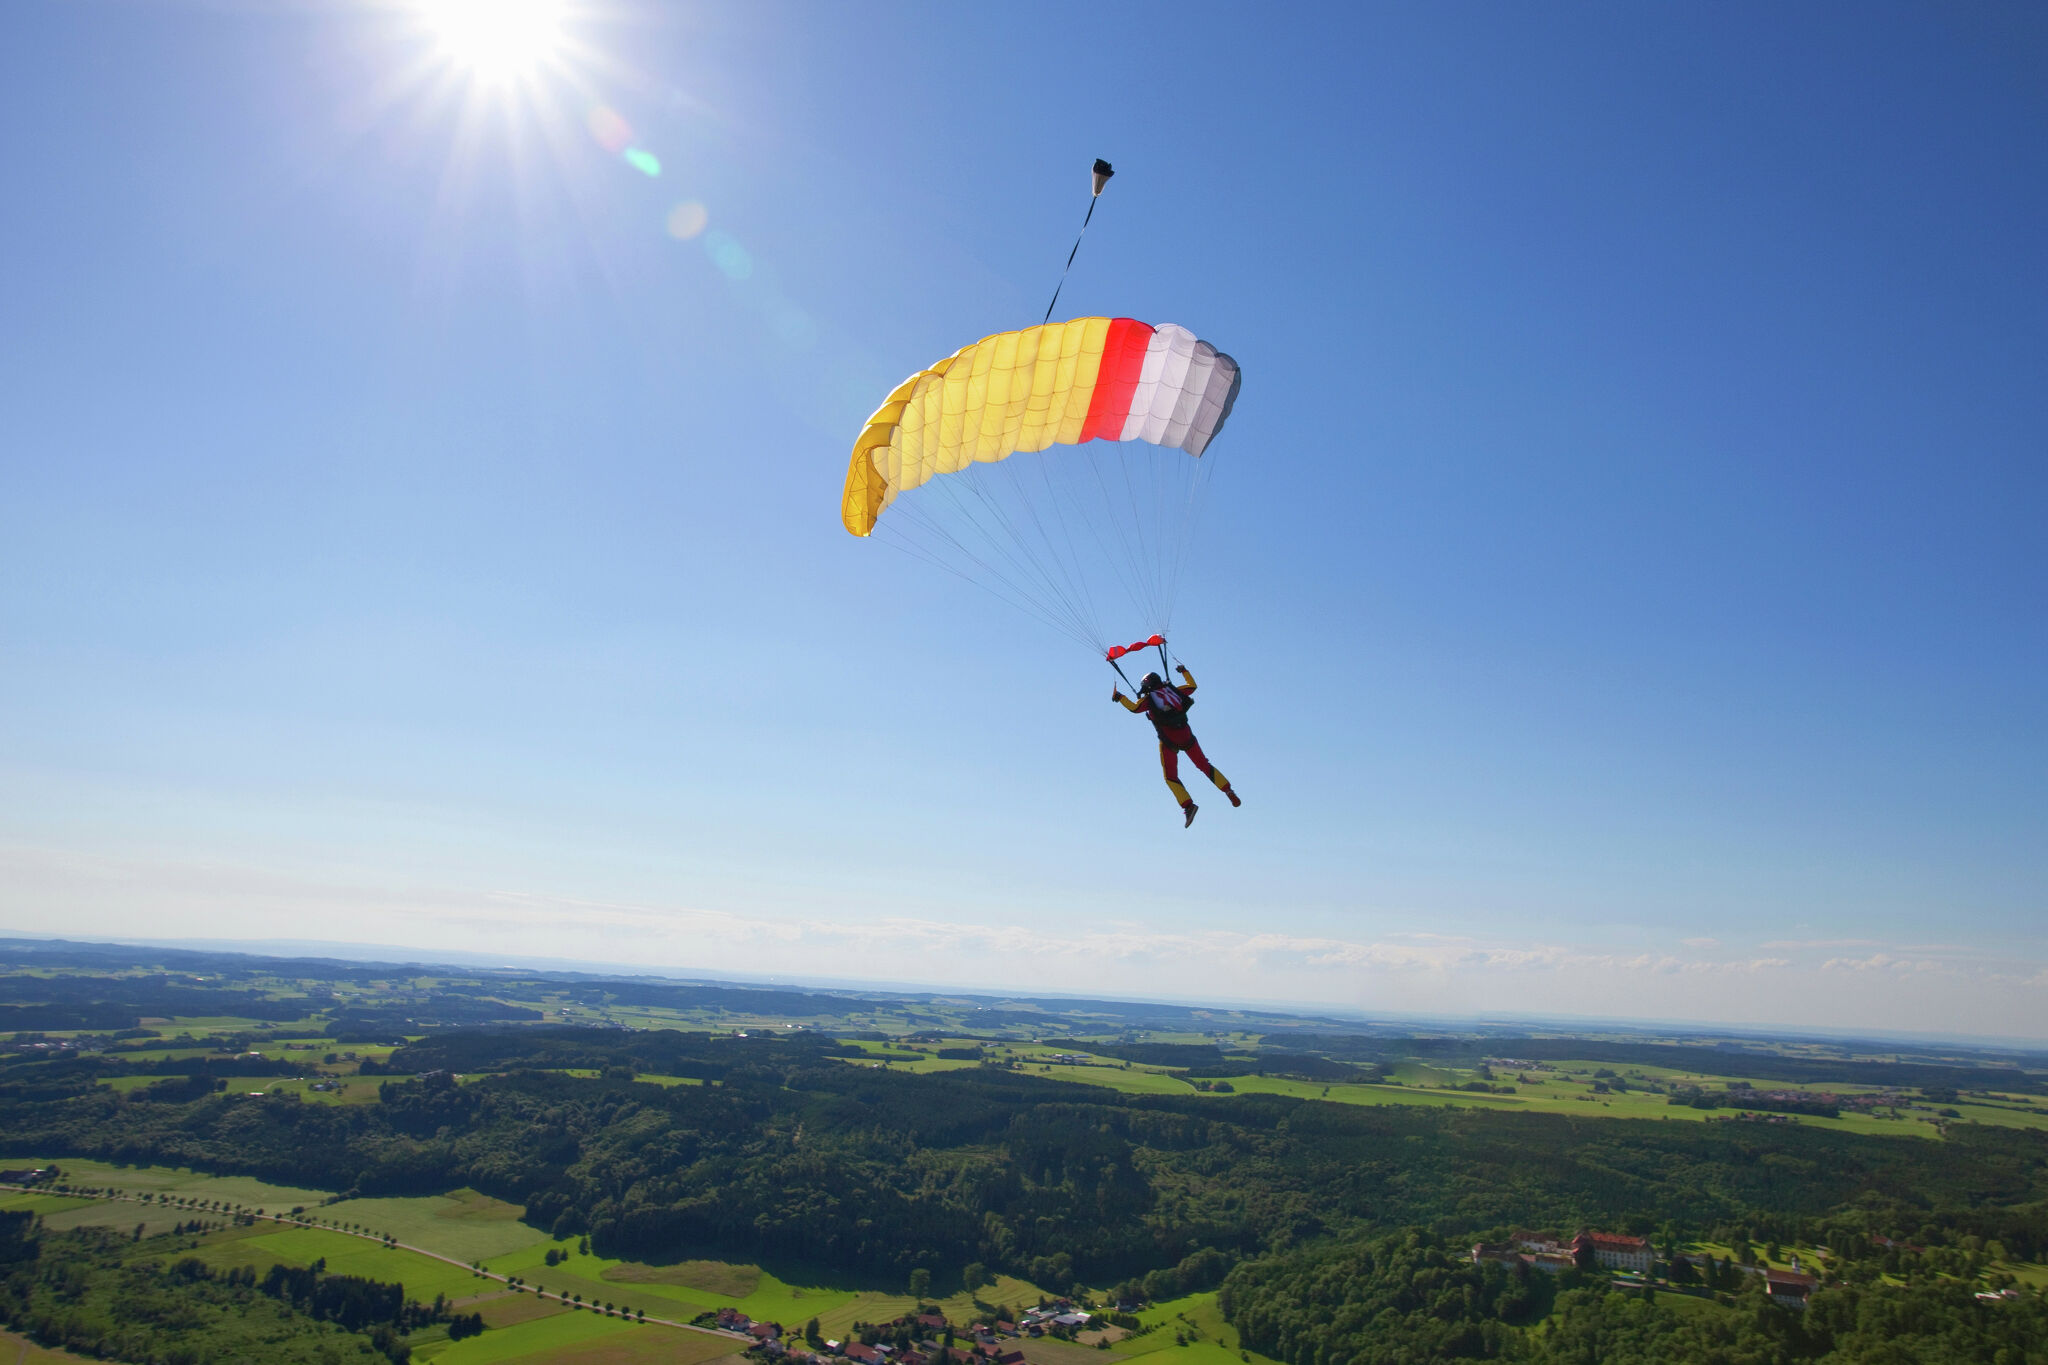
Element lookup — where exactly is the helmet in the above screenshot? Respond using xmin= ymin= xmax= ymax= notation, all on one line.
xmin=1139 ymin=672 xmax=1164 ymax=692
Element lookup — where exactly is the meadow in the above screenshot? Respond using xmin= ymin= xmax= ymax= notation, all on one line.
xmin=1120 ymin=1291 xmax=1284 ymax=1365
xmin=5 ymin=1155 xmax=331 ymax=1211
xmin=860 ymin=1045 xmax=2033 ymax=1141
xmin=190 ymin=1224 xmax=495 ymax=1303
xmin=319 ymin=1188 xmax=549 ymax=1262
xmin=0 ymin=1328 xmax=91 ymax=1363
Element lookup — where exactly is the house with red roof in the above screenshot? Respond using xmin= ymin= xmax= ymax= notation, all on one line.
xmin=1574 ymin=1231 xmax=1653 ymax=1275
xmin=1766 ymin=1270 xmax=1818 ymax=1309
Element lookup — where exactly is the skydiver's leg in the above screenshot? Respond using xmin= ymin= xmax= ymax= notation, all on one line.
xmin=1182 ymin=736 xmax=1241 ymax=806
xmin=1159 ymin=741 xmax=1192 ymax=808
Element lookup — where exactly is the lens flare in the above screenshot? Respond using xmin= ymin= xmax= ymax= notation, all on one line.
xmin=419 ymin=0 xmax=567 ymax=80
xmin=585 ymin=105 xmax=633 ymax=154
xmin=665 ymin=202 xmax=709 ymax=240
xmin=705 ymin=230 xmax=753 ymax=281
xmin=622 ymin=148 xmax=661 ymax=177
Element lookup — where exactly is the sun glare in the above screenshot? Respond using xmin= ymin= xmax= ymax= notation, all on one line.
xmin=418 ymin=0 xmax=568 ymax=81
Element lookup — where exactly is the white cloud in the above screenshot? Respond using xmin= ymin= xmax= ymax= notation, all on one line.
xmin=2 ymin=842 xmax=2043 ymax=1041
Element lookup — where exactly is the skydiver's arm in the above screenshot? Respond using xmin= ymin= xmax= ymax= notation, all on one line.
xmin=1113 ymin=691 xmax=1146 ymax=712
xmin=1176 ymin=665 xmax=1197 ymax=693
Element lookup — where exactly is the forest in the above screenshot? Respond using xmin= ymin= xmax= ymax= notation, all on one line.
xmin=3 ymin=948 xmax=2047 ymax=1363
xmin=0 ymin=1214 xmax=479 ymax=1363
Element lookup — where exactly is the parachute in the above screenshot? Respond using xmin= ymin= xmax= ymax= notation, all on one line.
xmin=842 ymin=315 xmax=1241 ymax=654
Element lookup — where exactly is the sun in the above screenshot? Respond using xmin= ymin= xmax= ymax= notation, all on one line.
xmin=417 ymin=0 xmax=569 ymax=82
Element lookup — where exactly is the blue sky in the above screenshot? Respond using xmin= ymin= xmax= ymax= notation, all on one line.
xmin=2 ymin=2 xmax=2043 ymax=1038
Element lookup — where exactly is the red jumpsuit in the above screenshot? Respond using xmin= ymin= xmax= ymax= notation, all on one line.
xmin=1116 ymin=668 xmax=1236 ymax=812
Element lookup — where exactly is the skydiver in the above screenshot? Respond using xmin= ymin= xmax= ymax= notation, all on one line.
xmin=1112 ymin=664 xmax=1241 ymax=827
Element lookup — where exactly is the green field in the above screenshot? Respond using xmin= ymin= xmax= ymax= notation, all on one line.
xmin=92 ymin=1074 xmax=385 ymax=1104
xmin=1119 ymin=1291 xmax=1282 ymax=1365
xmin=488 ymin=1242 xmax=861 ymax=1327
xmin=323 ymin=1189 xmax=549 ymax=1262
xmin=0 ymin=1327 xmax=92 ymax=1363
xmin=201 ymin=1225 xmax=494 ymax=1303
xmin=3 ymin=1156 xmax=332 ymax=1211
xmin=936 ymin=1053 xmax=1977 ymax=1141
xmin=486 ymin=1240 xmax=1055 ymax=1341
xmin=0 ymin=1189 xmax=198 ymax=1239
xmin=412 ymin=1307 xmax=642 ymax=1364
xmin=1024 ymin=1064 xmax=1198 ymax=1096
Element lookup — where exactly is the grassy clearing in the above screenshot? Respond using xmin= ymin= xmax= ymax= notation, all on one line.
xmin=1944 ymin=1102 xmax=2048 ymax=1132
xmin=5 ymin=1156 xmax=332 ymax=1211
xmin=157 ymin=1015 xmax=327 ymax=1033
xmin=489 ymin=1245 xmax=1050 ymax=1342
xmin=1996 ymin=1260 xmax=2048 ymax=1289
xmin=802 ymin=1271 xmax=1048 ymax=1339
xmin=412 ymin=1308 xmax=638 ymax=1365
xmin=1118 ymin=1291 xmax=1282 ymax=1365
xmin=994 ymin=1063 xmax=1952 ymax=1140
xmin=601 ymin=1260 xmax=761 ymax=1296
xmin=92 ymin=1075 xmax=384 ymax=1104
xmin=1017 ymin=1064 xmax=1196 ymax=1096
xmin=2 ymin=1191 xmax=192 ymax=1238
xmin=0 ymin=1193 xmax=98 ymax=1218
xmin=459 ymin=1289 xmax=577 ymax=1329
xmin=0 ymin=1327 xmax=94 ymax=1362
xmin=253 ymin=1076 xmax=385 ymax=1105
xmin=519 ymin=1332 xmax=741 ymax=1365
xmin=206 ymin=1226 xmax=493 ymax=1303
xmin=328 ymin=1189 xmax=546 ymax=1263
xmin=1016 ymin=1339 xmax=1123 ymax=1365
xmin=1655 ymin=1291 xmax=1733 ymax=1318
xmin=492 ymin=1245 xmax=860 ymax=1327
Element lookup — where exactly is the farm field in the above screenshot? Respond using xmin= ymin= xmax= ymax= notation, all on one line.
xmin=486 ymin=1241 xmax=1054 ymax=1342
xmin=971 ymin=1058 xmax=1948 ymax=1138
xmin=943 ymin=1050 xmax=1993 ymax=1140
xmin=322 ymin=1189 xmax=549 ymax=1262
xmin=202 ymin=1224 xmax=497 ymax=1302
xmin=411 ymin=1308 xmax=647 ymax=1365
xmin=1014 ymin=1063 xmax=1196 ymax=1096
xmin=461 ymin=1288 xmax=578 ymax=1329
xmin=0 ymin=1189 xmax=195 ymax=1239
xmin=488 ymin=1242 xmax=859 ymax=1326
xmin=152 ymin=1014 xmax=329 ymax=1033
xmin=3 ymin=1156 xmax=332 ymax=1211
xmin=92 ymin=1074 xmax=385 ymax=1103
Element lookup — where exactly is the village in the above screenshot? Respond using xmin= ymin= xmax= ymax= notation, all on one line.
xmin=704 ymin=1298 xmax=1123 ymax=1365
xmin=1470 ymin=1229 xmax=1823 ymax=1309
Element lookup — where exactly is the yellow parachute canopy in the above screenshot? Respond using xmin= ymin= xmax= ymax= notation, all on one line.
xmin=842 ymin=316 xmax=1240 ymax=536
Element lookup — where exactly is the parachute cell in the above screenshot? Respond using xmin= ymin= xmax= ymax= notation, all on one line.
xmin=841 ymin=317 xmax=1240 ymax=537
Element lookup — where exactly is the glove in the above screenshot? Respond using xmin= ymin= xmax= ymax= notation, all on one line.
xmin=1111 ymin=689 xmax=1125 ymax=702
xmin=1176 ymin=663 xmax=1192 ymax=675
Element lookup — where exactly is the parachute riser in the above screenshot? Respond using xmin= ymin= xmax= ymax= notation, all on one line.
xmin=1104 ymin=634 xmax=1172 ymax=694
